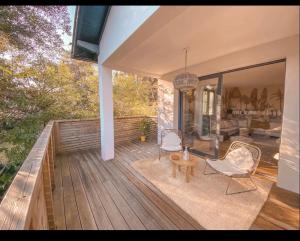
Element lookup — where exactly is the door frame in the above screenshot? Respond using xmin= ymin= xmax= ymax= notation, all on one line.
xmin=178 ymin=58 xmax=286 ymax=159
xmin=179 ymin=73 xmax=223 ymax=159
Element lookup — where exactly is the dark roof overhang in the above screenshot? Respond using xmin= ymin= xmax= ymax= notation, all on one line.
xmin=71 ymin=6 xmax=110 ymax=63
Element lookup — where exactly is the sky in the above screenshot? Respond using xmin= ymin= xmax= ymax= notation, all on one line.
xmin=62 ymin=6 xmax=76 ymax=51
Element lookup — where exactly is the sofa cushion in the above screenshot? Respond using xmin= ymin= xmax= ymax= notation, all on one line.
xmin=221 ymin=120 xmax=231 ymax=129
xmin=265 ymin=126 xmax=281 ymax=137
xmin=221 ymin=128 xmax=239 ymax=136
xmin=269 ymin=122 xmax=281 ymax=129
xmin=238 ymin=119 xmax=248 ymax=128
xmin=251 ymin=128 xmax=266 ymax=134
xmin=250 ymin=119 xmax=270 ymax=129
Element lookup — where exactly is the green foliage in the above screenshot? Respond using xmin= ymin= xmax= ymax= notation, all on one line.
xmin=0 ymin=6 xmax=70 ymax=57
xmin=0 ymin=6 xmax=158 ymax=199
xmin=138 ymin=118 xmax=152 ymax=136
xmin=113 ymin=72 xmax=157 ymax=117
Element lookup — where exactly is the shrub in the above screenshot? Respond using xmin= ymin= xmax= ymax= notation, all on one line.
xmin=138 ymin=118 xmax=152 ymax=136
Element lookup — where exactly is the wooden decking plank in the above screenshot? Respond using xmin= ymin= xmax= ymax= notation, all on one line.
xmin=116 ymin=159 xmax=202 ymax=230
xmin=113 ymin=145 xmax=203 ymax=229
xmin=51 ymin=139 xmax=298 ymax=231
xmin=60 ymin=154 xmax=82 ymax=230
xmin=52 ymin=155 xmax=66 ymax=229
xmin=250 ymin=216 xmax=283 ymax=230
xmin=112 ymin=158 xmax=199 ymax=230
xmin=87 ymin=151 xmax=161 ymax=230
xmin=79 ymin=153 xmax=129 ymax=230
xmin=113 ymin=146 xmax=199 ymax=230
xmin=103 ymin=158 xmax=178 ymax=230
xmin=73 ymin=154 xmax=113 ymax=230
xmin=103 ymin=180 xmax=146 ymax=230
xmin=68 ymin=153 xmax=97 ymax=230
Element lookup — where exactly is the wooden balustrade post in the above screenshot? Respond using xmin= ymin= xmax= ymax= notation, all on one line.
xmin=48 ymin=134 xmax=55 ymax=190
xmin=42 ymin=151 xmax=55 ymax=230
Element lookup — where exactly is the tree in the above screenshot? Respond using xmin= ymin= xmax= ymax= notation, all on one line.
xmin=0 ymin=6 xmax=71 ymax=59
xmin=112 ymin=72 xmax=157 ymax=117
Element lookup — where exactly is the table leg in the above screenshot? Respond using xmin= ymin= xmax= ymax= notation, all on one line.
xmin=186 ymin=166 xmax=190 ymax=182
xmin=172 ymin=164 xmax=176 ymax=178
xmin=191 ymin=166 xmax=194 ymax=176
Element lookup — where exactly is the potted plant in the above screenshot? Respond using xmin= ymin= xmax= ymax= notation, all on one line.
xmin=138 ymin=118 xmax=151 ymax=142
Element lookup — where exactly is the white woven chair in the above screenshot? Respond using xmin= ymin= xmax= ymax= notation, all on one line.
xmin=159 ymin=129 xmax=183 ymax=160
xmin=203 ymin=141 xmax=261 ymax=195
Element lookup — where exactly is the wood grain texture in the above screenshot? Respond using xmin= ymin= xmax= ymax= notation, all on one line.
xmin=1 ymin=119 xmax=298 ymax=230
xmin=53 ymin=139 xmax=299 ymax=230
xmin=53 ymin=142 xmax=202 ymax=230
xmin=55 ymin=116 xmax=157 ymax=154
xmin=0 ymin=121 xmax=56 ymax=230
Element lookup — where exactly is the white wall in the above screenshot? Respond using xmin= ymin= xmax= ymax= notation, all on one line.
xmin=99 ymin=6 xmax=160 ymax=64
xmin=157 ymin=79 xmax=176 ymax=144
xmin=160 ymin=35 xmax=299 ymax=193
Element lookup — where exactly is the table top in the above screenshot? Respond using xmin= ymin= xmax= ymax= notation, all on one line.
xmin=169 ymin=152 xmax=198 ymax=166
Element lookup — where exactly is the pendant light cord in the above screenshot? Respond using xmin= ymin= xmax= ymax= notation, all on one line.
xmin=184 ymin=48 xmax=187 ymax=73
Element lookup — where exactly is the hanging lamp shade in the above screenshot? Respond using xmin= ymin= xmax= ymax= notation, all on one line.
xmin=173 ymin=48 xmax=198 ymax=91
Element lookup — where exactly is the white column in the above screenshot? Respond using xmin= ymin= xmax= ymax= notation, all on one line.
xmin=277 ymin=46 xmax=299 ymax=194
xmin=98 ymin=64 xmax=114 ymax=161
xmin=157 ymin=79 xmax=174 ymax=144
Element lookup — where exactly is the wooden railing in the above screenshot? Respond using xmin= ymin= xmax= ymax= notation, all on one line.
xmin=55 ymin=116 xmax=157 ymax=154
xmin=0 ymin=121 xmax=56 ymax=230
xmin=0 ymin=116 xmax=157 ymax=229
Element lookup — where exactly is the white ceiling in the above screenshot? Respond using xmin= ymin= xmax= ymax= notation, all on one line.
xmin=106 ymin=6 xmax=299 ymax=77
xmin=223 ymin=61 xmax=286 ymax=88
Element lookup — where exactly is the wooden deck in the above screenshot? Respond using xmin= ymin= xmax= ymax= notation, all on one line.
xmin=53 ymin=140 xmax=203 ymax=230
xmin=53 ymin=140 xmax=299 ymax=230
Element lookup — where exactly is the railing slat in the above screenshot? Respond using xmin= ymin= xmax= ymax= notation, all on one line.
xmin=0 ymin=116 xmax=158 ymax=230
xmin=0 ymin=121 xmax=55 ymax=230
xmin=42 ymin=151 xmax=55 ymax=229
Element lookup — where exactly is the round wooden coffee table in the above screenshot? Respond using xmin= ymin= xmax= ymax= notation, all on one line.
xmin=169 ymin=152 xmax=198 ymax=183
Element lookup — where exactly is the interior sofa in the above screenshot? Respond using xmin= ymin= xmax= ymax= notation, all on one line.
xmin=220 ymin=119 xmax=240 ymax=140
xmin=250 ymin=119 xmax=281 ymax=138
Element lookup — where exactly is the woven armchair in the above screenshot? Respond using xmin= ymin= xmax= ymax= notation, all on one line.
xmin=203 ymin=141 xmax=261 ymax=195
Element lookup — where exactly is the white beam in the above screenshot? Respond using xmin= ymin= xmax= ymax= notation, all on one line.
xmin=77 ymin=40 xmax=99 ymax=54
xmin=98 ymin=62 xmax=114 ymax=161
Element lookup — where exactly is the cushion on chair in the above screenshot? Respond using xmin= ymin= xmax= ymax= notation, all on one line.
xmin=162 ymin=132 xmax=181 ymax=146
xmin=206 ymin=159 xmax=248 ymax=176
xmin=161 ymin=145 xmax=182 ymax=151
xmin=225 ymin=146 xmax=254 ymax=172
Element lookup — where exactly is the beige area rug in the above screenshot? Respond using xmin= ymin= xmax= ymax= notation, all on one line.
xmin=131 ymin=156 xmax=273 ymax=230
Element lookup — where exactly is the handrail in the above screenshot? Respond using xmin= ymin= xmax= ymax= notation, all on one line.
xmin=54 ymin=115 xmax=157 ymax=123
xmin=0 ymin=121 xmax=56 ymax=230
xmin=0 ymin=116 xmax=158 ymax=229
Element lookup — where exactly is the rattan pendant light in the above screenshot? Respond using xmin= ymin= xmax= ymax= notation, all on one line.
xmin=173 ymin=48 xmax=198 ymax=91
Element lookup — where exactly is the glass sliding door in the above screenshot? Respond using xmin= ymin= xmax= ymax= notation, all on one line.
xmin=180 ymin=75 xmax=222 ymax=158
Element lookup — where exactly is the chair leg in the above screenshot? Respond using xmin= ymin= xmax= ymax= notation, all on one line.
xmin=203 ymin=162 xmax=218 ymax=175
xmin=159 ymin=148 xmax=161 ymax=160
xmin=225 ymin=176 xmax=257 ymax=195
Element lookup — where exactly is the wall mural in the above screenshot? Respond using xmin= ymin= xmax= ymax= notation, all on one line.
xmin=222 ymin=85 xmax=284 ymax=118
